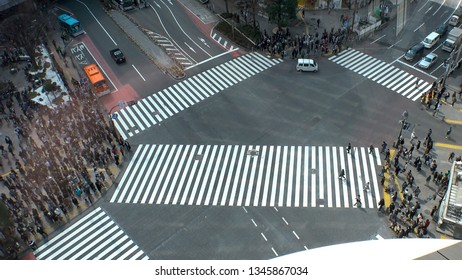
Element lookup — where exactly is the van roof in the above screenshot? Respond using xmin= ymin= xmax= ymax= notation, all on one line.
xmin=298 ymin=59 xmax=314 ymax=63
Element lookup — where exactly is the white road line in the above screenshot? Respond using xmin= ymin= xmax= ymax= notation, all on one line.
xmin=414 ymin=23 xmax=425 ymax=32
xmin=220 ymin=146 xmax=239 ymax=205
xmin=261 ymin=146 xmax=274 ymax=207
xmin=303 ymin=146 xmax=309 ymax=207
xmin=271 ymin=247 xmax=278 ymax=256
xmin=76 ymin=0 xmax=117 ymax=45
xmin=132 ymin=64 xmax=146 ymax=82
xmin=251 ymin=219 xmax=257 ymax=227
xmin=80 ymin=42 xmax=118 ymax=92
xmin=433 ymin=0 xmax=446 ymax=16
xmin=311 ymin=146 xmax=316 ymax=207
xmin=261 ymin=233 xmax=268 ymax=242
xmin=282 ymin=217 xmax=289 ymax=225
xmin=387 ymin=39 xmax=402 ymax=49
xmin=270 ymin=146 xmax=281 ymax=207
xmin=293 ymin=231 xmax=300 ymax=240
xmin=370 ymin=34 xmax=386 ymax=44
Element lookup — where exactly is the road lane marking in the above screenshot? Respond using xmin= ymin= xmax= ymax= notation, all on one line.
xmin=435 ymin=143 xmax=462 ymax=150
xmin=414 ymin=23 xmax=425 ymax=32
xmin=76 ymin=0 xmax=117 ymax=46
xmin=282 ymin=217 xmax=289 ymax=225
xmin=271 ymin=247 xmax=278 ymax=256
xmin=445 ymin=118 xmax=462 ymax=125
xmin=261 ymin=233 xmax=268 ymax=242
xmin=387 ymin=39 xmax=402 ymax=49
xmin=370 ymin=35 xmax=386 ymax=44
xmin=292 ymin=231 xmax=300 ymax=240
xmin=160 ymin=0 xmax=212 ymax=57
xmin=395 ymin=59 xmax=438 ymax=79
xmin=433 ymin=0 xmax=446 ymax=16
xmin=131 ymin=64 xmax=146 ymax=81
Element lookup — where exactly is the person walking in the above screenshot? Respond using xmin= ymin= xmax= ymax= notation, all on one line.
xmin=363 ymin=182 xmax=370 ymax=191
xmin=378 ymin=198 xmax=385 ymax=211
xmin=415 ymin=78 xmax=419 ymax=89
xmin=446 ymin=126 xmax=452 ymax=139
xmin=414 ymin=186 xmax=421 ymax=198
xmin=430 ymin=205 xmax=438 ymax=217
xmin=381 ymin=141 xmax=387 ymax=154
xmin=449 ymin=152 xmax=455 ymax=162
xmin=369 ymin=144 xmax=374 ymax=154
xmin=338 ymin=169 xmax=346 ymax=180
xmin=452 ymin=92 xmax=457 ymax=106
xmin=354 ymin=195 xmax=361 ymax=207
xmin=346 ymin=143 xmax=351 ymax=154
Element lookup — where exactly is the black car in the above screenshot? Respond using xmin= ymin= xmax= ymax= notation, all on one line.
xmin=435 ymin=23 xmax=449 ymax=36
xmin=110 ymin=48 xmax=126 ymax=63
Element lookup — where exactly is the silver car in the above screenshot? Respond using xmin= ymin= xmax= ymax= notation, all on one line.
xmin=418 ymin=53 xmax=438 ymax=69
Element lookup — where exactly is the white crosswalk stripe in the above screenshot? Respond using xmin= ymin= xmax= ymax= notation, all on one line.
xmin=149 ymin=33 xmax=193 ymax=66
xmin=110 ymin=145 xmax=383 ymax=208
xmin=329 ymin=48 xmax=432 ymax=101
xmin=33 ymin=207 xmax=149 ymax=260
xmin=113 ymin=53 xmax=282 ymax=139
xmin=211 ymin=32 xmax=238 ymax=51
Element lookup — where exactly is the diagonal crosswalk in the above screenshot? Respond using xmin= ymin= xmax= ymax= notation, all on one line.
xmin=329 ymin=48 xmax=432 ymax=101
xmin=112 ymin=53 xmax=282 ymax=140
xmin=33 ymin=207 xmax=149 ymax=260
xmin=110 ymin=145 xmax=383 ymax=209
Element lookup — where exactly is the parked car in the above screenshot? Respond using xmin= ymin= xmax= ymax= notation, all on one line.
xmin=435 ymin=23 xmax=449 ymax=36
xmin=418 ymin=53 xmax=438 ymax=69
xmin=110 ymin=48 xmax=126 ymax=63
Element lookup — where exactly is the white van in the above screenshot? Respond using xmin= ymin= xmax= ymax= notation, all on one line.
xmin=422 ymin=32 xmax=440 ymax=49
xmin=296 ymin=59 xmax=318 ymax=72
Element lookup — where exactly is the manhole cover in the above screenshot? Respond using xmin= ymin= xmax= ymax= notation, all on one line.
xmin=195 ymin=154 xmax=203 ymax=160
xmin=317 ymin=198 xmax=325 ymax=205
xmin=311 ymin=169 xmax=316 ymax=174
xmin=152 ymin=111 xmax=159 ymax=116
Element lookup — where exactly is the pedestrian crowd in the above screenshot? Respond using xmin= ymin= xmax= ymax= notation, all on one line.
xmin=421 ymin=79 xmax=462 ymax=118
xmin=0 ymin=68 xmax=128 ymax=259
xmin=256 ymin=23 xmax=346 ymax=59
xmin=376 ymin=128 xmax=458 ymax=238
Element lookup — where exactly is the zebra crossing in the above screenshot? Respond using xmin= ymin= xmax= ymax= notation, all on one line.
xmin=110 ymin=145 xmax=383 ymax=209
xmin=34 ymin=207 xmax=149 ymax=260
xmin=329 ymin=48 xmax=432 ymax=101
xmin=146 ymin=31 xmax=194 ymax=66
xmin=112 ymin=52 xmax=282 ymax=140
xmin=211 ymin=32 xmax=237 ymax=51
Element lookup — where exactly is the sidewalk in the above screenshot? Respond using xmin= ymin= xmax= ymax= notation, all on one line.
xmin=0 ymin=24 xmax=128 ymax=259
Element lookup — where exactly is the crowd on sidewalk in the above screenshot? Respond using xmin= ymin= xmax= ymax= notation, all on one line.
xmin=0 ymin=55 xmax=128 ymax=259
xmin=376 ymin=129 xmax=457 ymax=238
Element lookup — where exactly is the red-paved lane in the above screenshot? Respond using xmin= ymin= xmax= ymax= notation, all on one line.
xmin=177 ymin=2 xmax=244 ymax=58
xmin=80 ymin=36 xmax=140 ymax=113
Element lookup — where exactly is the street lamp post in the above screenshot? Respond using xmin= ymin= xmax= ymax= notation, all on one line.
xmin=395 ymin=110 xmax=408 ymax=148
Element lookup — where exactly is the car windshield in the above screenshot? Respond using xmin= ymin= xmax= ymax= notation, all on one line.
xmin=114 ymin=51 xmax=122 ymax=56
xmin=424 ymin=57 xmax=432 ymax=62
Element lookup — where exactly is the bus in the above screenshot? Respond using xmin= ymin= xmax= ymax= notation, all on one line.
xmin=83 ymin=64 xmax=111 ymax=96
xmin=112 ymin=0 xmax=135 ymax=11
xmin=57 ymin=14 xmax=84 ymax=37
